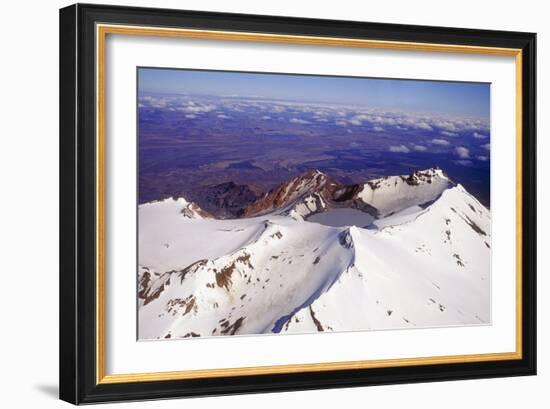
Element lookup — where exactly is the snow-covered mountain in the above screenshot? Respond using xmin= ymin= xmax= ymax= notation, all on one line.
xmin=242 ymin=168 xmax=451 ymax=220
xmin=138 ymin=168 xmax=490 ymax=340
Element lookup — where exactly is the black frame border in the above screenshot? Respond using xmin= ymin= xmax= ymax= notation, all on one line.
xmin=59 ymin=3 xmax=536 ymax=404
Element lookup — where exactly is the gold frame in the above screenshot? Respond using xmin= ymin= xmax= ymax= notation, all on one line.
xmin=95 ymin=23 xmax=523 ymax=385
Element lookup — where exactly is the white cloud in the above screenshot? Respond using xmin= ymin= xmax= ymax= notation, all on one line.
xmin=477 ymin=155 xmax=488 ymax=161
xmin=389 ymin=145 xmax=411 ymax=153
xmin=455 ymin=159 xmax=473 ymax=166
xmin=433 ymin=120 xmax=459 ymax=132
xmin=372 ymin=126 xmax=384 ymax=132
xmin=455 ymin=146 xmax=470 ymax=159
xmin=141 ymin=98 xmax=490 ymax=141
xmin=349 ymin=114 xmax=369 ymax=126
xmin=369 ymin=115 xmax=397 ymax=126
xmin=289 ymin=118 xmax=310 ymax=124
xmin=482 ymin=143 xmax=491 ymax=151
xmin=185 ymin=114 xmax=197 ymax=119
xmin=180 ymin=103 xmax=216 ymax=114
xmin=414 ymin=122 xmax=433 ymax=131
xmin=431 ymin=139 xmax=451 ymax=146
xmin=217 ymin=114 xmax=230 ymax=119
xmin=473 ymin=132 xmax=488 ymax=139
xmin=413 ymin=145 xmax=427 ymax=152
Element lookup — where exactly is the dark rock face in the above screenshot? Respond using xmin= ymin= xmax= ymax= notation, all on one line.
xmin=332 ymin=184 xmax=363 ymax=202
xmin=242 ymin=170 xmax=337 ymax=217
xmin=188 ymin=182 xmax=258 ymax=218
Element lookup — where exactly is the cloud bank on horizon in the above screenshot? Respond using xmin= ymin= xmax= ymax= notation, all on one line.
xmin=138 ymin=91 xmax=491 ymax=166
xmin=138 ymin=67 xmax=490 ymax=118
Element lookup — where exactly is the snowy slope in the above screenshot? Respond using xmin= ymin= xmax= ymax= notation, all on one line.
xmin=281 ymin=185 xmax=490 ymax=333
xmin=138 ymin=169 xmax=490 ymax=340
xmin=138 ymin=219 xmax=355 ymax=339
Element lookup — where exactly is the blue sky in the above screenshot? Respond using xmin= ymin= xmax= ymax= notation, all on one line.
xmin=138 ymin=67 xmax=490 ymax=118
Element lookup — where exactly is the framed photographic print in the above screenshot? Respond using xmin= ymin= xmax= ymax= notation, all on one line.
xmin=59 ymin=3 xmax=537 ymax=404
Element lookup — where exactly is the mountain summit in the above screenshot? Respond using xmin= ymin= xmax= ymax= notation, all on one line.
xmin=138 ymin=168 xmax=490 ymax=339
xmin=242 ymin=170 xmax=335 ymax=217
xmin=357 ymin=168 xmax=452 ymax=216
xmin=243 ymin=168 xmax=451 ymax=219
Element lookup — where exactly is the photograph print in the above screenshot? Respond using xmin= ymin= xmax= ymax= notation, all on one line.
xmin=137 ymin=68 xmax=491 ymax=341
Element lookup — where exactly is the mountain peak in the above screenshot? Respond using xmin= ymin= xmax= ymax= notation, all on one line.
xmin=242 ymin=168 xmax=453 ymax=219
xmin=242 ymin=169 xmax=334 ymax=217
xmin=358 ymin=168 xmax=452 ymax=216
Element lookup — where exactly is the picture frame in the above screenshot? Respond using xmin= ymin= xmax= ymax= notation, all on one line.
xmin=59 ymin=3 xmax=536 ymax=404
